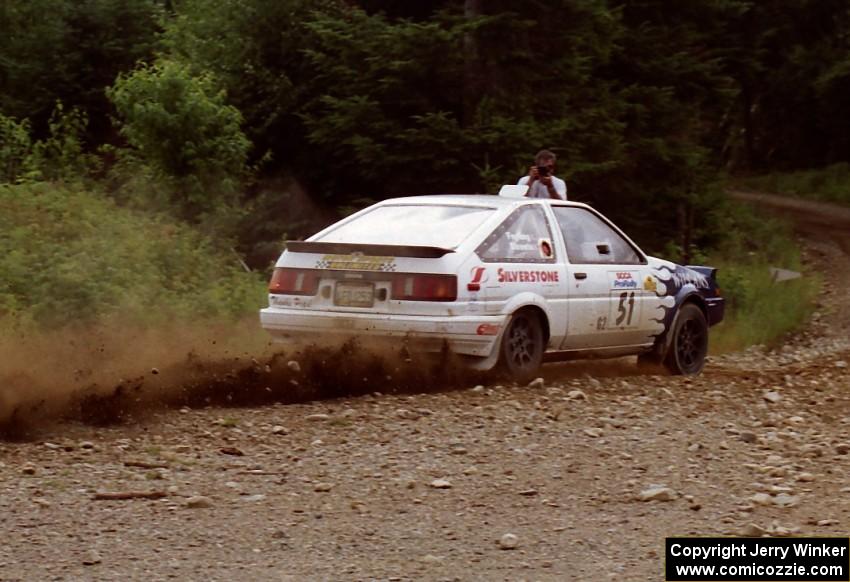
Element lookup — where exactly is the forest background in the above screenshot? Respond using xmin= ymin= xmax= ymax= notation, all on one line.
xmin=2 ymin=0 xmax=848 ymax=351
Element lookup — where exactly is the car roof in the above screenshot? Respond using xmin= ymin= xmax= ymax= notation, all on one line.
xmin=375 ymin=194 xmax=592 ymax=210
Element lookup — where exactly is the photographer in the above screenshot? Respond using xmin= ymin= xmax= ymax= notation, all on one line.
xmin=517 ymin=149 xmax=567 ymax=200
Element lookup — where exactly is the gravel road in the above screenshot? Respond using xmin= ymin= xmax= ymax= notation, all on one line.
xmin=1 ymin=193 xmax=849 ymax=581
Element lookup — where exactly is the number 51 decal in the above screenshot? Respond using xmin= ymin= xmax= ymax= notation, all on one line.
xmin=610 ymin=291 xmax=640 ymax=328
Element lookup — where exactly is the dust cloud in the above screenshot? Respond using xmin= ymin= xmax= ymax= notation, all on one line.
xmin=0 ymin=313 xmax=656 ymax=437
xmin=0 ymin=319 xmax=482 ymax=436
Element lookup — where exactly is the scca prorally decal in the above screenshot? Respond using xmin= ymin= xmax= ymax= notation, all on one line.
xmin=497 ymin=268 xmax=560 ymax=283
xmin=609 ymin=271 xmax=639 ymax=290
xmin=315 ymin=254 xmax=396 ymax=271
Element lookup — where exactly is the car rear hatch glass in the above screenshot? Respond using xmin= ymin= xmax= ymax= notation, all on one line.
xmin=316 ymin=204 xmax=495 ymax=248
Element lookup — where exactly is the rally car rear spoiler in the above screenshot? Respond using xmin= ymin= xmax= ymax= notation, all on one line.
xmin=285 ymin=241 xmax=455 ymax=258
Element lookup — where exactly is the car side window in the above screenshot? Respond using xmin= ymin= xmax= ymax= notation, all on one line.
xmin=552 ymin=207 xmax=644 ymax=265
xmin=476 ymin=206 xmax=555 ymax=263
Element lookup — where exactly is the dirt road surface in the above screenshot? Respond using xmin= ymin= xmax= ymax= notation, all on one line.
xmin=2 ymin=193 xmax=849 ymax=581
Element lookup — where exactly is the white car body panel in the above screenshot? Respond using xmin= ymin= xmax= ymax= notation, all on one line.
xmin=259 ymin=194 xmax=711 ymax=368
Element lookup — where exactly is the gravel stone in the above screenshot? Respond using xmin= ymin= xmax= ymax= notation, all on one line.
xmin=740 ymin=523 xmax=767 ymax=537
xmin=498 ymin=534 xmax=519 ymax=550
xmin=185 ymin=496 xmax=214 ymax=509
xmin=739 ymin=431 xmax=758 ymax=443
xmin=638 ymin=487 xmax=677 ymax=502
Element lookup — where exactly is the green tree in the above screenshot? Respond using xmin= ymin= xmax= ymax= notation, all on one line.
xmin=163 ymin=0 xmax=341 ymax=166
xmin=0 ymin=0 xmax=163 ymax=144
xmin=717 ymin=0 xmax=850 ymax=169
xmin=107 ymin=61 xmax=251 ymax=218
xmin=597 ymin=0 xmax=741 ymax=258
xmin=297 ymin=2 xmax=626 ymax=197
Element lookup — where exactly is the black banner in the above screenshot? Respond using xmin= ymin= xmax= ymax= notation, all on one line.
xmin=666 ymin=537 xmax=849 ymax=581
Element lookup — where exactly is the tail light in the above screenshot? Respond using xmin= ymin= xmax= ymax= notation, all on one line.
xmin=391 ymin=274 xmax=457 ymax=301
xmin=268 ymin=268 xmax=319 ymax=296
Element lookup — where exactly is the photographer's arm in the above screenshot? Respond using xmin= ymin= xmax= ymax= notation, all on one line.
xmin=522 ymin=166 xmax=539 ymax=197
xmin=540 ymin=176 xmax=560 ymax=199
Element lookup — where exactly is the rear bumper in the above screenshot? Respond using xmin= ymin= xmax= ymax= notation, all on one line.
xmin=259 ymin=307 xmax=506 ymax=357
xmin=706 ymin=297 xmax=725 ymax=326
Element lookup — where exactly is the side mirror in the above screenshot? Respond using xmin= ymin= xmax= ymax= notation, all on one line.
xmin=596 ymin=243 xmax=611 ymax=255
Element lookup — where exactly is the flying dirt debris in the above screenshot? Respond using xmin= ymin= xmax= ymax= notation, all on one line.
xmin=0 ymin=328 xmax=484 ymax=435
xmin=0 ymin=193 xmax=849 ymax=580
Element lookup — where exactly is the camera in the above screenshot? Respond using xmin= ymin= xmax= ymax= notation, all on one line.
xmin=536 ymin=165 xmax=550 ymax=177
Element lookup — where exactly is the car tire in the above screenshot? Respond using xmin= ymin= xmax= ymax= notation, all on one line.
xmin=663 ymin=303 xmax=708 ymax=375
xmin=499 ymin=310 xmax=545 ymax=383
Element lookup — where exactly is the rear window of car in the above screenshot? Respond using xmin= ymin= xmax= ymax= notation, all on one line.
xmin=317 ymin=204 xmax=495 ymax=248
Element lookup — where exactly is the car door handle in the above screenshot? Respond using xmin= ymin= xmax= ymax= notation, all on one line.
xmin=574 ymin=272 xmax=587 ymax=280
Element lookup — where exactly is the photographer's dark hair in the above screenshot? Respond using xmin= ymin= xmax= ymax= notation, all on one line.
xmin=534 ymin=149 xmax=556 ymax=165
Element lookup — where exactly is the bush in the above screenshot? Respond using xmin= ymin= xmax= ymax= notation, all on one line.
xmin=0 ymin=104 xmax=96 ymax=185
xmin=107 ymin=61 xmax=251 ymax=219
xmin=0 ymin=114 xmax=35 ymax=183
xmin=0 ymin=183 xmax=265 ymax=329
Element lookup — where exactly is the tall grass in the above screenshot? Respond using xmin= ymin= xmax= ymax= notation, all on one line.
xmin=705 ymin=201 xmax=819 ymax=353
xmin=738 ymin=163 xmax=850 ymax=206
xmin=0 ymin=182 xmax=266 ymax=329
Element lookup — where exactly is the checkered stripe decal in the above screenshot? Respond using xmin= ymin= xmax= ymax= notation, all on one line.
xmin=313 ymin=259 xmax=397 ymax=271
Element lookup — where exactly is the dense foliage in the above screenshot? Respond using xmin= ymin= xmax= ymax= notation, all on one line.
xmin=0 ymin=183 xmax=264 ymax=328
xmin=107 ymin=61 xmax=251 ymax=219
xmin=0 ymin=0 xmax=841 ymax=337
xmin=3 ymin=0 xmax=848 ymax=258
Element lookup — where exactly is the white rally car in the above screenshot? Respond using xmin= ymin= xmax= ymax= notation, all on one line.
xmin=260 ymin=187 xmax=725 ymax=380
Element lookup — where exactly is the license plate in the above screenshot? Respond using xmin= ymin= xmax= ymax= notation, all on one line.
xmin=334 ymin=281 xmax=375 ymax=308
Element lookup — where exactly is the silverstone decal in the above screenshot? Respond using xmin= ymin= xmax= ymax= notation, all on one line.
xmin=609 ymin=271 xmax=639 ymax=290
xmin=497 ymin=268 xmax=560 ymax=283
xmin=315 ymin=254 xmax=396 ymax=272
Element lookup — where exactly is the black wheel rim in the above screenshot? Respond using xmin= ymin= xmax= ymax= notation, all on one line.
xmin=507 ymin=316 xmax=537 ymax=369
xmin=676 ymin=317 xmax=707 ymax=371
